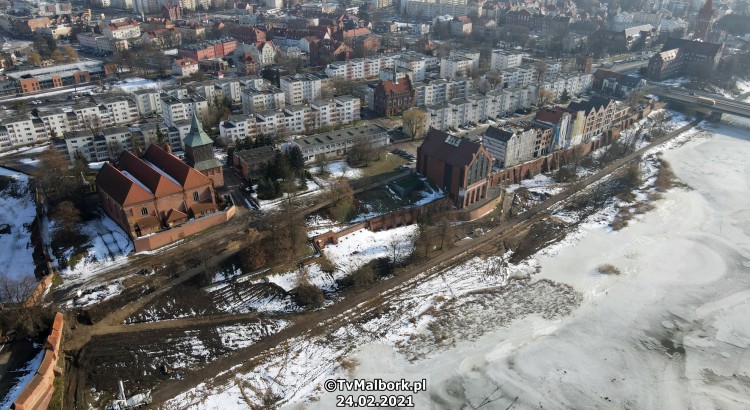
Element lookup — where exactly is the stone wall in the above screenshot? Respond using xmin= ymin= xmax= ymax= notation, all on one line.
xmin=13 ymin=312 xmax=63 ymax=410
xmin=133 ymin=205 xmax=236 ymax=253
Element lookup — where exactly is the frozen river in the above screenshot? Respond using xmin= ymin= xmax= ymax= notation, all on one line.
xmin=337 ymin=122 xmax=750 ymax=409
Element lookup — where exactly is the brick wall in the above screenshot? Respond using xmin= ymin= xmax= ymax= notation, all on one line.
xmin=132 ymin=205 xmax=236 ymax=252
xmin=13 ymin=312 xmax=63 ymax=410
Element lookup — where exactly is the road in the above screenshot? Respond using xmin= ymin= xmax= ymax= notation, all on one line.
xmin=143 ymin=120 xmax=699 ymax=406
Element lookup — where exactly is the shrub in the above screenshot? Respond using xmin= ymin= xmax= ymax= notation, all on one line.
xmin=294 ymin=283 xmax=325 ymax=308
xmin=338 ymin=264 xmax=375 ymax=288
xmin=318 ymin=256 xmax=336 ymax=274
xmin=597 ymin=264 xmax=621 ymax=275
xmin=655 ymin=160 xmax=676 ymax=192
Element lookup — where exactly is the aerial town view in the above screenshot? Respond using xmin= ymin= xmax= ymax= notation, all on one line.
xmin=0 ymin=0 xmax=749 ymax=407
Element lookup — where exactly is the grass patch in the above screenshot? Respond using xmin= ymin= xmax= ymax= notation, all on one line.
xmin=357 ymin=152 xmax=408 ymax=179
xmin=597 ymin=264 xmax=621 ymax=275
xmin=611 ymin=207 xmax=632 ymax=231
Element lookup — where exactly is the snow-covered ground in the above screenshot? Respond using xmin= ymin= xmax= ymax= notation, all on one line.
xmin=0 ymin=347 xmax=44 ymax=409
xmin=0 ymin=144 xmax=48 ymax=158
xmin=46 ymin=210 xmax=133 ymax=284
xmin=310 ymin=160 xmax=363 ymax=180
xmin=265 ymin=225 xmax=418 ymax=293
xmin=312 ymin=122 xmax=750 ymax=409
xmin=168 ymin=120 xmax=750 ymax=409
xmin=0 ymin=168 xmax=37 ymax=282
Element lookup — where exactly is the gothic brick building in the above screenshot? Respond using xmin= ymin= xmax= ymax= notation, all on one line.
xmin=96 ymin=144 xmax=218 ymax=240
xmin=694 ymin=0 xmax=714 ymax=40
xmin=373 ymin=76 xmax=415 ymax=117
xmin=416 ymin=128 xmax=492 ymax=208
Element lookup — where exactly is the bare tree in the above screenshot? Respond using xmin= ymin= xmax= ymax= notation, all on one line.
xmin=0 ymin=274 xmax=51 ymax=337
xmin=536 ymin=88 xmax=556 ymax=106
xmin=402 ymin=109 xmax=428 ymax=140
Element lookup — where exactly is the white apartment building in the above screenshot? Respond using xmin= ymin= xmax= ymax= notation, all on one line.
xmin=395 ymin=54 xmax=427 ymax=82
xmin=256 ymin=110 xmax=286 ymax=136
xmin=216 ymin=79 xmax=242 ymax=104
xmin=100 ymin=97 xmax=138 ymax=126
xmin=280 ymin=73 xmax=322 ymax=105
xmin=490 ymin=50 xmax=525 ymax=71
xmin=414 ymin=78 xmax=473 ymax=107
xmin=0 ymin=116 xmax=46 ymax=148
xmin=449 ymin=49 xmax=480 ymax=71
xmin=78 ymin=33 xmax=129 ymax=53
xmin=482 ymin=125 xmax=537 ymax=168
xmin=219 ymin=114 xmax=258 ymax=142
xmin=325 ymin=56 xmax=395 ymax=80
xmin=440 ymin=56 xmax=474 ymax=80
xmin=133 ymin=89 xmax=163 ymax=116
xmin=501 ymin=67 xmax=534 ymax=89
xmin=38 ymin=109 xmax=69 ymax=138
xmin=161 ymin=95 xmax=209 ymax=127
xmin=241 ymin=86 xmax=285 ymax=113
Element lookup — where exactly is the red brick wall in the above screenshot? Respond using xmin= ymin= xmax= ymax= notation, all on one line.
xmin=13 ymin=312 xmax=63 ymax=410
xmin=133 ymin=206 xmax=235 ymax=252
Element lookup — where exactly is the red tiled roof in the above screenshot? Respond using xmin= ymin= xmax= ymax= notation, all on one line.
xmin=117 ymin=151 xmax=183 ymax=197
xmin=165 ymin=208 xmax=188 ymax=223
xmin=96 ymin=162 xmax=153 ymax=206
xmin=142 ymin=144 xmax=213 ymax=190
xmin=379 ymin=76 xmax=413 ymax=95
xmin=190 ymin=202 xmax=216 ymax=215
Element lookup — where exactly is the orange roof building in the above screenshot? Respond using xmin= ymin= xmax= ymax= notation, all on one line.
xmin=96 ymin=144 xmax=218 ymax=239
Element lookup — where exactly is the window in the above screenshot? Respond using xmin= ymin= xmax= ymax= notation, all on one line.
xmin=141 ymin=207 xmax=148 ymax=216
xmin=193 ymin=191 xmax=199 ymax=202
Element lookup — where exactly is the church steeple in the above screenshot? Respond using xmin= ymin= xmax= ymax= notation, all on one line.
xmin=694 ymin=0 xmax=714 ymax=40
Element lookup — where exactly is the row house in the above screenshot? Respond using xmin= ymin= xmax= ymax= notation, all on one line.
xmin=482 ymin=125 xmax=537 ymax=169
xmin=567 ymin=96 xmax=628 ymax=142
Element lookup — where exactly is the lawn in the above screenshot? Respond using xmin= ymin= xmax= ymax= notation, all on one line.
xmin=357 ymin=151 xmax=408 ymax=178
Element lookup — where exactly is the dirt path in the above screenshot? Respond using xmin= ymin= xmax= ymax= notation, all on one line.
xmin=148 ymin=122 xmax=699 ymax=404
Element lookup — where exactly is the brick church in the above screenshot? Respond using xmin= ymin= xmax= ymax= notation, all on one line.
xmin=96 ymin=114 xmax=225 ymax=240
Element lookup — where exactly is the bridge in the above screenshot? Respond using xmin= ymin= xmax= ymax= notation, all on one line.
xmin=650 ymin=85 xmax=750 ymax=120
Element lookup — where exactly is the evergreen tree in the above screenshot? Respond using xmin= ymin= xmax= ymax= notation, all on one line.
xmin=287 ymin=146 xmax=305 ymax=175
xmin=560 ymin=89 xmax=571 ymax=103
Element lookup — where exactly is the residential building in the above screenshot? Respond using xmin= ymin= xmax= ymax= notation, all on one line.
xmin=482 ymin=125 xmax=536 ymax=169
xmin=490 ymin=50 xmax=524 ymax=71
xmin=601 ymin=75 xmax=645 ymax=97
xmin=280 ymin=73 xmax=322 ymax=105
xmin=172 ymin=58 xmax=199 ymax=77
xmin=451 ymin=16 xmax=472 ymax=35
xmin=567 ymin=96 xmax=628 ymax=142
xmin=534 ymin=106 xmax=574 ymax=150
xmin=575 ymin=54 xmax=593 ymax=74
xmin=414 ymin=78 xmax=473 ymax=107
xmin=178 ymin=38 xmax=237 ymax=61
xmin=219 ymin=114 xmax=258 ymax=142
xmin=78 ymin=33 xmax=129 ymax=54
xmin=140 ymin=28 xmax=182 ymax=49
xmin=241 ymin=85 xmax=285 ymax=113
xmin=161 ymin=95 xmax=209 ymax=127
xmin=101 ymin=19 xmax=141 ymax=39
xmin=133 ymin=89 xmax=163 ymax=116
xmin=440 ymin=56 xmax=474 ymax=80
xmin=416 ymin=128 xmax=492 ymax=208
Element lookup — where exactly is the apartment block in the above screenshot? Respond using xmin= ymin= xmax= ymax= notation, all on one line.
xmin=280 ymin=73 xmax=322 ymax=105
